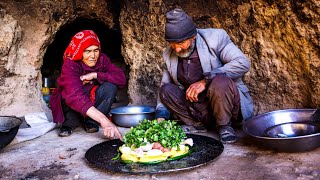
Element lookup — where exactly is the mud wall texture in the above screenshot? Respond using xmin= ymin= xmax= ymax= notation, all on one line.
xmin=0 ymin=0 xmax=319 ymax=117
xmin=0 ymin=0 xmax=115 ymax=116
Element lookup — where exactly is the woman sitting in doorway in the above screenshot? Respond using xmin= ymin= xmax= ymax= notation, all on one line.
xmin=50 ymin=30 xmax=125 ymax=140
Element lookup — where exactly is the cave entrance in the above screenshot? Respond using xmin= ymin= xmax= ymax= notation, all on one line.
xmin=41 ymin=17 xmax=129 ymax=108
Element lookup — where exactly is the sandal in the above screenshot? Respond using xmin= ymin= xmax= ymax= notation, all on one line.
xmin=218 ymin=125 xmax=237 ymax=144
xmin=58 ymin=126 xmax=73 ymax=137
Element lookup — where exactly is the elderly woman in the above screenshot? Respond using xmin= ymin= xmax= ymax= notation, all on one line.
xmin=50 ymin=30 xmax=125 ymax=140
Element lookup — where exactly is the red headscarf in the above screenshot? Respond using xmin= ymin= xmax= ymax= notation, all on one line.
xmin=63 ymin=30 xmax=100 ymax=61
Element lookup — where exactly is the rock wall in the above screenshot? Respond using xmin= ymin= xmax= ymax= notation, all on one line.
xmin=120 ymin=0 xmax=320 ymax=113
xmin=120 ymin=0 xmax=167 ymax=105
xmin=0 ymin=0 xmax=319 ymax=117
xmin=0 ymin=0 xmax=115 ymax=116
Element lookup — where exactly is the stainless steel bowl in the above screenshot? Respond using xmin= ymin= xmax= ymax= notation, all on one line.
xmin=243 ymin=109 xmax=320 ymax=152
xmin=110 ymin=105 xmax=155 ymax=127
xmin=264 ymin=122 xmax=319 ymax=138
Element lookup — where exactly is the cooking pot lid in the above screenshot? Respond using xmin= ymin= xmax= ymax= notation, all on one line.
xmin=85 ymin=134 xmax=224 ymax=174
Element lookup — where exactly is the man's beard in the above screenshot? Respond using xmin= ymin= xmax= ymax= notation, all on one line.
xmin=176 ymin=39 xmax=196 ymax=58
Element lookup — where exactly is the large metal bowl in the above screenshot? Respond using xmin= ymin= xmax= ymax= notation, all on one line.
xmin=0 ymin=116 xmax=22 ymax=150
xmin=242 ymin=109 xmax=320 ymax=152
xmin=264 ymin=122 xmax=319 ymax=138
xmin=110 ymin=105 xmax=155 ymax=127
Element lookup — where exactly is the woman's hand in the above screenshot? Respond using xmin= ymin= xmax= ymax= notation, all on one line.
xmin=86 ymin=106 xmax=123 ymax=140
xmin=80 ymin=72 xmax=97 ymax=84
xmin=100 ymin=119 xmax=123 ymax=140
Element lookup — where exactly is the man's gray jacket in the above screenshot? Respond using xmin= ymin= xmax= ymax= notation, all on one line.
xmin=156 ymin=28 xmax=254 ymax=121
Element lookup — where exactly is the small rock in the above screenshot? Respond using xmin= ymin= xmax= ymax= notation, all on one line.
xmin=73 ymin=174 xmax=80 ymax=179
xmin=59 ymin=151 xmax=75 ymax=159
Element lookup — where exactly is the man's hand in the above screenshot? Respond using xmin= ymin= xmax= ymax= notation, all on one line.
xmin=80 ymin=72 xmax=97 ymax=84
xmin=157 ymin=118 xmax=165 ymax=123
xmin=186 ymin=79 xmax=206 ymax=102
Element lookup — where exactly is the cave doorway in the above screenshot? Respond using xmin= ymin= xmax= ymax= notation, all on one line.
xmin=41 ymin=17 xmax=129 ymax=108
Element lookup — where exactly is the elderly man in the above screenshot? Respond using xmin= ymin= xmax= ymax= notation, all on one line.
xmin=155 ymin=8 xmax=254 ymax=144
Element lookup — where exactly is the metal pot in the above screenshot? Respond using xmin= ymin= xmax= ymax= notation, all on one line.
xmin=110 ymin=105 xmax=155 ymax=127
xmin=0 ymin=116 xmax=22 ymax=150
xmin=242 ymin=109 xmax=320 ymax=152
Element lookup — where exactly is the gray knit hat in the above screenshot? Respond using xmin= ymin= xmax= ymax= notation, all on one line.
xmin=165 ymin=8 xmax=197 ymax=42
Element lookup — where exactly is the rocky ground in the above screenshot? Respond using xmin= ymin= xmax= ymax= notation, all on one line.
xmin=0 ymin=126 xmax=319 ymax=180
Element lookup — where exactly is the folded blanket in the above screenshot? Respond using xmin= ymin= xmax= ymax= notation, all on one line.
xmin=9 ymin=112 xmax=56 ymax=146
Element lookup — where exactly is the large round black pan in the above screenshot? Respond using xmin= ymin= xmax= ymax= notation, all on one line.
xmin=85 ymin=134 xmax=224 ymax=174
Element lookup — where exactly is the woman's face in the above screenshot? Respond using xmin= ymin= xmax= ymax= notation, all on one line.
xmin=82 ymin=45 xmax=100 ymax=67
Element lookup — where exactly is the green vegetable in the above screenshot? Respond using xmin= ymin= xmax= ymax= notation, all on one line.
xmin=121 ymin=160 xmax=133 ymax=164
xmin=139 ymin=160 xmax=166 ymax=165
xmin=123 ymin=119 xmax=186 ymax=149
xmin=112 ymin=152 xmax=120 ymax=160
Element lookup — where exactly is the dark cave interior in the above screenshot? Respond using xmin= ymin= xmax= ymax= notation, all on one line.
xmin=41 ymin=16 xmax=129 ymax=107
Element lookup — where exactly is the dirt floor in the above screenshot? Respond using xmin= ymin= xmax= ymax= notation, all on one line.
xmin=0 ymin=126 xmax=319 ymax=180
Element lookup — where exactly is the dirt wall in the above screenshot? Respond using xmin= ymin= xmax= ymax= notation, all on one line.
xmin=0 ymin=0 xmax=319 ymax=117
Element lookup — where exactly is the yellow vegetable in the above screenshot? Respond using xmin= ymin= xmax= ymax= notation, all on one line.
xmin=139 ymin=155 xmax=168 ymax=163
xmin=170 ymin=146 xmax=189 ymax=158
xmin=161 ymin=151 xmax=171 ymax=157
xmin=119 ymin=145 xmax=190 ymax=163
xmin=121 ymin=153 xmax=139 ymax=162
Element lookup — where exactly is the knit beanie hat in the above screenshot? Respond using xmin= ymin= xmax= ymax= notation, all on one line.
xmin=165 ymin=8 xmax=197 ymax=42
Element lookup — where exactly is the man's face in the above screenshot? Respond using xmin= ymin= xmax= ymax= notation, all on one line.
xmin=82 ymin=45 xmax=100 ymax=67
xmin=169 ymin=37 xmax=196 ymax=58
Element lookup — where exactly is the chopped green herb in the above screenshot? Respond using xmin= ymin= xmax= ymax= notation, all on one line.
xmin=112 ymin=152 xmax=120 ymax=160
xmin=123 ymin=119 xmax=186 ymax=149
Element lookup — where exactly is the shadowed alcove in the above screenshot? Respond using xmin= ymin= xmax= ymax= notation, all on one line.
xmin=41 ymin=17 xmax=129 ymax=108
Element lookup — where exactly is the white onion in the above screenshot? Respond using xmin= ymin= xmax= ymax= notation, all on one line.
xmin=146 ymin=149 xmax=163 ymax=156
xmin=140 ymin=142 xmax=153 ymax=152
xmin=184 ymin=138 xmax=194 ymax=146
